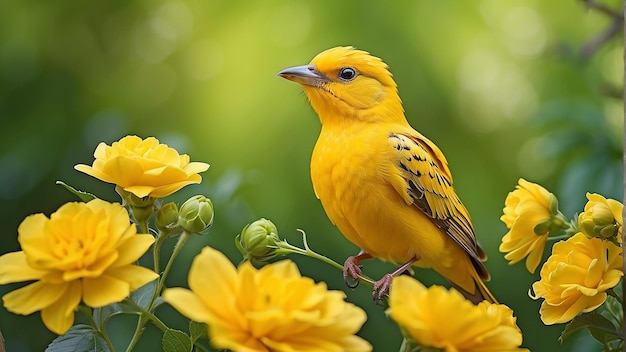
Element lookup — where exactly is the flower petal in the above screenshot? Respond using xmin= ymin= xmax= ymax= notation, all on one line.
xmin=105 ymin=265 xmax=158 ymax=291
xmin=82 ymin=274 xmax=131 ymax=307
xmin=40 ymin=281 xmax=82 ymax=334
xmin=3 ymin=281 xmax=69 ymax=315
xmin=189 ymin=247 xmax=238 ymax=315
xmin=389 ymin=276 xmax=525 ymax=351
xmin=163 ymin=288 xmax=214 ymax=324
xmin=0 ymin=251 xmax=45 ymax=284
xmin=112 ymin=234 xmax=155 ymax=267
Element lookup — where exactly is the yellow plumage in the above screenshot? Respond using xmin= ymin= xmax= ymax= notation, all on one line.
xmin=279 ymin=46 xmax=496 ymax=303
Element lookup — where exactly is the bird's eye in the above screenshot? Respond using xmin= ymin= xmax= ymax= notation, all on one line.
xmin=338 ymin=67 xmax=357 ymax=81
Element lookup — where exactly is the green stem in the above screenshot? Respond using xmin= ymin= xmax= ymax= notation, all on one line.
xmin=141 ymin=307 xmax=169 ymax=332
xmin=125 ymin=313 xmax=148 ymax=352
xmin=547 ymin=234 xmax=570 ymax=242
xmin=157 ymin=231 xmax=190 ymax=294
xmin=125 ymin=231 xmax=190 ymax=352
xmin=278 ymin=230 xmax=376 ymax=287
xmin=78 ymin=305 xmax=115 ymax=351
xmin=153 ymin=231 xmax=168 ymax=275
xmin=137 ymin=221 xmax=149 ymax=236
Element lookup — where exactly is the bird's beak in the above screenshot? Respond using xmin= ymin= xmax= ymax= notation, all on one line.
xmin=277 ymin=64 xmax=329 ymax=87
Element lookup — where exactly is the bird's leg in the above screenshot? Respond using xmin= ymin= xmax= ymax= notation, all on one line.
xmin=372 ymin=256 xmax=419 ymax=304
xmin=343 ymin=250 xmax=373 ymax=289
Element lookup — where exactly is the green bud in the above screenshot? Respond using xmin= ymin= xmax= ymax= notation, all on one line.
xmin=235 ymin=218 xmax=280 ymax=262
xmin=178 ymin=195 xmax=214 ymax=234
xmin=155 ymin=202 xmax=180 ymax=232
xmin=579 ymin=203 xmax=619 ymax=239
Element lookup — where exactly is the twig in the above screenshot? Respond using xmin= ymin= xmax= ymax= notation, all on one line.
xmin=581 ymin=0 xmax=622 ymax=19
xmin=577 ymin=0 xmax=623 ymax=58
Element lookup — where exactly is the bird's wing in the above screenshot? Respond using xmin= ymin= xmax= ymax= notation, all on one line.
xmin=387 ymin=132 xmax=487 ymax=275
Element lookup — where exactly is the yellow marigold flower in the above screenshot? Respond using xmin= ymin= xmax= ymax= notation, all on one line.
xmin=0 ymin=199 xmax=158 ymax=334
xmin=500 ymin=178 xmax=561 ymax=273
xmin=579 ymin=193 xmax=623 ymax=240
xmin=530 ymin=232 xmax=623 ymax=325
xmin=388 ymin=276 xmax=528 ymax=352
xmin=75 ymin=135 xmax=210 ymax=198
xmin=163 ymin=246 xmax=372 ymax=352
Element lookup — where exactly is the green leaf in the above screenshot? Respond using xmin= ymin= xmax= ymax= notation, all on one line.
xmin=130 ymin=281 xmax=157 ymax=310
xmin=189 ymin=321 xmax=208 ymax=344
xmin=46 ymin=325 xmax=109 ymax=352
xmin=162 ymin=328 xmax=191 ymax=352
xmin=92 ymin=304 xmax=124 ymax=330
xmin=560 ymin=312 xmax=623 ymax=344
xmin=56 ymin=181 xmax=97 ymax=202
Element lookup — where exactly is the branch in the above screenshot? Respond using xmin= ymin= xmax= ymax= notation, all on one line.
xmin=581 ymin=0 xmax=622 ymax=19
xmin=577 ymin=0 xmax=624 ymax=58
xmin=580 ymin=16 xmax=624 ymax=58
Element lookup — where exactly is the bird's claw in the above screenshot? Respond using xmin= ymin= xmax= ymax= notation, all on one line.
xmin=343 ymin=256 xmax=363 ymax=289
xmin=372 ymin=273 xmax=393 ymax=305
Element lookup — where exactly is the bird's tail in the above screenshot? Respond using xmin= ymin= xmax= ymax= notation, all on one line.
xmin=451 ymin=269 xmax=498 ymax=304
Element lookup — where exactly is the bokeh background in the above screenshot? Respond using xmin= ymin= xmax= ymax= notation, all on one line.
xmin=0 ymin=0 xmax=623 ymax=351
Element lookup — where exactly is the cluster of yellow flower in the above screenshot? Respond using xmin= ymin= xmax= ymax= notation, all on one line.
xmin=499 ymin=178 xmax=623 ymax=327
xmin=1 ymin=136 xmax=620 ymax=351
xmin=0 ymin=135 xmax=372 ymax=351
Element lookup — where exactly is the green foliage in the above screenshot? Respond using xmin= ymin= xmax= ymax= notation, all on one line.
xmin=162 ymin=329 xmax=191 ymax=352
xmin=0 ymin=0 xmax=622 ymax=351
xmin=55 ymin=181 xmax=97 ymax=202
xmin=560 ymin=312 xmax=623 ymax=351
xmin=47 ymin=325 xmax=110 ymax=352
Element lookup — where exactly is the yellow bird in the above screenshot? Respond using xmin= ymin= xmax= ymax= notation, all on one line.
xmin=278 ymin=46 xmax=496 ymax=304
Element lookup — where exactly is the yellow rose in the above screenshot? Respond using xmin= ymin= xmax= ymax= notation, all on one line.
xmin=163 ymin=246 xmax=372 ymax=352
xmin=530 ymin=232 xmax=623 ymax=325
xmin=388 ymin=276 xmax=528 ymax=352
xmin=500 ymin=178 xmax=562 ymax=273
xmin=578 ymin=193 xmax=623 ymax=240
xmin=75 ymin=135 xmax=210 ymax=198
xmin=0 ymin=199 xmax=158 ymax=334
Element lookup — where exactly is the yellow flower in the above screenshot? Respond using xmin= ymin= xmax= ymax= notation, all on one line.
xmin=163 ymin=246 xmax=372 ymax=352
xmin=388 ymin=276 xmax=528 ymax=352
xmin=0 ymin=199 xmax=158 ymax=334
xmin=75 ymin=135 xmax=210 ymax=198
xmin=530 ymin=232 xmax=623 ymax=325
xmin=578 ymin=193 xmax=623 ymax=240
xmin=499 ymin=178 xmax=560 ymax=273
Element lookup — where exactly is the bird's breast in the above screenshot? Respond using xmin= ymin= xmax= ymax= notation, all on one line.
xmin=310 ymin=123 xmax=449 ymax=265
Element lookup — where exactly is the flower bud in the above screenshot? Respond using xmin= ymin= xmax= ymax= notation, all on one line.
xmin=235 ymin=218 xmax=281 ymax=262
xmin=580 ymin=202 xmax=619 ymax=239
xmin=155 ymin=202 xmax=180 ymax=232
xmin=178 ymin=195 xmax=214 ymax=234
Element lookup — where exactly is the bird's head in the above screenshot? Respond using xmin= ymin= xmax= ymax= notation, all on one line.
xmin=278 ymin=46 xmax=405 ymax=124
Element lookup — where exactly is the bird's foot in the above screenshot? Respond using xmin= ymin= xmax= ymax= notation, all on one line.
xmin=372 ymin=273 xmax=394 ymax=305
xmin=371 ymin=256 xmax=419 ymax=305
xmin=343 ymin=256 xmax=363 ymax=289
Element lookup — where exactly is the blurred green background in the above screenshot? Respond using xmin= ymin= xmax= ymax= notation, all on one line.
xmin=0 ymin=0 xmax=622 ymax=351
